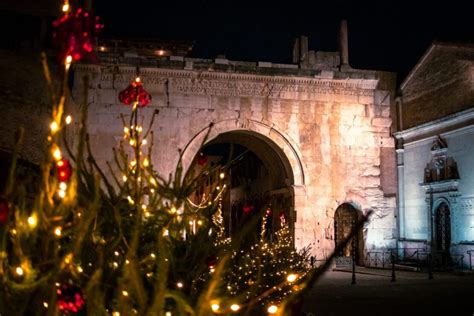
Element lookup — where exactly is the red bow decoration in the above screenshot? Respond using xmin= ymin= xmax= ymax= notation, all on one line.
xmin=52 ymin=8 xmax=103 ymax=62
xmin=119 ymin=80 xmax=152 ymax=107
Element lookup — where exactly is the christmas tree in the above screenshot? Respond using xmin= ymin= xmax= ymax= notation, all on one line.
xmin=0 ymin=2 xmax=369 ymax=315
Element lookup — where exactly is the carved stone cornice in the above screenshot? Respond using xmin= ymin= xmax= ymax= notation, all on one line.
xmin=74 ymin=64 xmax=378 ymax=99
xmin=420 ymin=179 xmax=459 ymax=194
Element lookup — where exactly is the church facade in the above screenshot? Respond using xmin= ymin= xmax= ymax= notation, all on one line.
xmin=72 ymin=32 xmax=398 ymax=263
xmin=394 ymin=42 xmax=474 ymax=269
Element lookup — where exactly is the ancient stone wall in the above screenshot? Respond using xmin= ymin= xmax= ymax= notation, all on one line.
xmin=73 ymin=57 xmax=397 ymax=260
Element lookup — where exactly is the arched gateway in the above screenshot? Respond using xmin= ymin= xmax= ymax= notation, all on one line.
xmin=72 ymin=44 xmax=397 ymax=263
xmin=182 ymin=120 xmax=304 ymax=238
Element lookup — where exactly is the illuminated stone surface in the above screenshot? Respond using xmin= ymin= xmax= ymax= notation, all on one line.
xmin=72 ymin=44 xmax=398 ymax=261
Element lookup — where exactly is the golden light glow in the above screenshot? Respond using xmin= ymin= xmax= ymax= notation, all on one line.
xmin=150 ymin=253 xmax=156 ymax=258
xmin=286 ymin=273 xmax=298 ymax=282
xmin=122 ymin=175 xmax=127 ymax=182
xmin=230 ymin=304 xmax=240 ymax=311
xmin=52 ymin=147 xmax=62 ymax=161
xmin=142 ymin=139 xmax=147 ymax=145
xmin=113 ymin=262 xmax=119 ymax=268
xmin=112 ymin=312 xmax=120 ymax=316
xmin=170 ymin=206 xmax=177 ymax=214
xmin=219 ymin=172 xmax=225 ymax=179
xmin=211 ymin=303 xmax=220 ymax=312
xmin=129 ymin=139 xmax=136 ymax=146
xmin=197 ymin=220 xmax=203 ymax=225
xmin=124 ymin=127 xmax=129 ymax=134
xmin=77 ymin=266 xmax=83 ymax=273
xmin=176 ymin=282 xmax=183 ymax=288
xmin=65 ymin=55 xmax=72 ymax=69
xmin=59 ymin=182 xmax=67 ymax=191
xmin=135 ymin=77 xmax=141 ymax=83
xmin=163 ymin=229 xmax=169 ymax=236
xmin=65 ymin=115 xmax=72 ymax=125
xmin=127 ymin=196 xmax=134 ymax=205
xmin=62 ymin=2 xmax=69 ymax=12
xmin=54 ymin=227 xmax=62 ymax=236
xmin=43 ymin=302 xmax=49 ymax=308
xmin=143 ymin=158 xmax=149 ymax=167
xmin=58 ymin=190 xmax=66 ymax=199
xmin=15 ymin=266 xmax=24 ymax=276
xmin=267 ymin=305 xmax=278 ymax=314
xmin=130 ymin=160 xmax=137 ymax=167
xmin=27 ymin=215 xmax=37 ymax=228
xmin=122 ymin=290 xmax=129 ymax=297
xmin=50 ymin=121 xmax=59 ymax=133
xmin=165 ymin=312 xmax=172 ymax=316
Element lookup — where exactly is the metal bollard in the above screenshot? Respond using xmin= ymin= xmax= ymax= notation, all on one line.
xmin=428 ymin=254 xmax=433 ymax=279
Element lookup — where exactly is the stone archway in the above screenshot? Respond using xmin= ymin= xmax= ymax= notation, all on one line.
xmin=334 ymin=203 xmax=363 ymax=264
xmin=183 ymin=123 xmax=301 ymax=240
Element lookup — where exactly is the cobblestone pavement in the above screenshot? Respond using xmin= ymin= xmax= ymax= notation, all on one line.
xmin=301 ymin=268 xmax=474 ymax=316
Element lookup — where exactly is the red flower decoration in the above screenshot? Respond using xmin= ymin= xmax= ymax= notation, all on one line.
xmin=119 ymin=80 xmax=152 ymax=107
xmin=57 ymin=283 xmax=85 ymax=313
xmin=0 ymin=197 xmax=9 ymax=224
xmin=52 ymin=8 xmax=103 ymax=62
xmin=57 ymin=159 xmax=72 ymax=182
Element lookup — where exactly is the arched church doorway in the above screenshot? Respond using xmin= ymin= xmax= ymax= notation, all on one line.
xmin=334 ymin=203 xmax=362 ymax=264
xmin=435 ymin=202 xmax=451 ymax=267
xmin=188 ymin=131 xmax=295 ymax=240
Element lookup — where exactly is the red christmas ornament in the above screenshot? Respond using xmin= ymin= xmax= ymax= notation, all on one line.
xmin=197 ymin=153 xmax=208 ymax=166
xmin=206 ymin=255 xmax=217 ymax=270
xmin=242 ymin=204 xmax=255 ymax=214
xmin=119 ymin=79 xmax=152 ymax=107
xmin=0 ymin=197 xmax=9 ymax=224
xmin=57 ymin=283 xmax=85 ymax=313
xmin=52 ymin=8 xmax=103 ymax=62
xmin=57 ymin=159 xmax=72 ymax=182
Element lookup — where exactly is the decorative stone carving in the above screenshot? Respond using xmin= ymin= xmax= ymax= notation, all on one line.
xmin=423 ymin=136 xmax=459 ymax=183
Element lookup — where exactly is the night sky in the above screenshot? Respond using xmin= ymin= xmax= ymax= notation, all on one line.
xmin=93 ymin=0 xmax=473 ymax=81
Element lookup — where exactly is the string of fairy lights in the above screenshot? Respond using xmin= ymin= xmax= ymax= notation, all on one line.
xmin=1 ymin=1 xmax=311 ymax=315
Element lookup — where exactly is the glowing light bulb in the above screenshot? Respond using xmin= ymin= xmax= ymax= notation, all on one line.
xmin=143 ymin=158 xmax=149 ymax=167
xmin=16 ymin=266 xmax=24 ymax=276
xmin=176 ymin=282 xmax=183 ymax=288
xmin=142 ymin=139 xmax=147 ymax=146
xmin=122 ymin=175 xmax=127 ymax=182
xmin=163 ymin=229 xmax=169 ymax=236
xmin=43 ymin=302 xmax=49 ymax=308
xmin=220 ymin=172 xmax=225 ymax=179
xmin=129 ymin=139 xmax=136 ymax=146
xmin=58 ymin=190 xmax=66 ymax=199
xmin=286 ymin=273 xmax=297 ymax=282
xmin=77 ymin=266 xmax=83 ymax=273
xmin=65 ymin=115 xmax=72 ymax=125
xmin=150 ymin=253 xmax=156 ymax=258
xmin=165 ymin=312 xmax=171 ymax=316
xmin=27 ymin=215 xmax=37 ymax=227
xmin=122 ymin=290 xmax=128 ymax=296
xmin=170 ymin=206 xmax=177 ymax=214
xmin=124 ymin=127 xmax=129 ymax=134
xmin=211 ymin=303 xmax=220 ymax=312
xmin=267 ymin=305 xmax=278 ymax=314
xmin=112 ymin=312 xmax=120 ymax=316
xmin=53 ymin=147 xmax=62 ymax=161
xmin=62 ymin=2 xmax=69 ymax=12
xmin=54 ymin=227 xmax=62 ymax=236
xmin=114 ymin=251 xmax=119 ymax=256
xmin=230 ymin=304 xmax=240 ymax=311
xmin=59 ymin=182 xmax=67 ymax=191
xmin=127 ymin=196 xmax=134 ymax=205
xmin=135 ymin=77 xmax=141 ymax=83
xmin=65 ymin=55 xmax=72 ymax=69
xmin=50 ymin=121 xmax=59 ymax=132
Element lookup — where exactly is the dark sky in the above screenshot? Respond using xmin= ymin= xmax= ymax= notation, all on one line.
xmin=93 ymin=0 xmax=473 ymax=81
